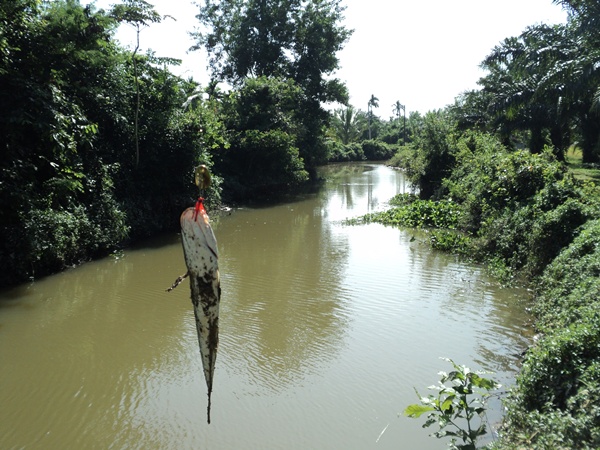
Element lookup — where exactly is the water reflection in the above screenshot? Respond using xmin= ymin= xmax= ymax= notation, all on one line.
xmin=320 ymin=163 xmax=409 ymax=220
xmin=216 ymin=198 xmax=351 ymax=393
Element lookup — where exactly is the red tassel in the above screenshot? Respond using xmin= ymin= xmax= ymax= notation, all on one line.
xmin=193 ymin=197 xmax=205 ymax=221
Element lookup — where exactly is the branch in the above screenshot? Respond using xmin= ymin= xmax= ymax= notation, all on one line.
xmin=166 ymin=271 xmax=189 ymax=292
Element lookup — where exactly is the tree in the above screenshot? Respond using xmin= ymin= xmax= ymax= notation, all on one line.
xmin=214 ymin=76 xmax=309 ymax=200
xmin=405 ymin=111 xmax=424 ymax=144
xmin=110 ymin=0 xmax=164 ymax=167
xmin=550 ymin=2 xmax=600 ymax=162
xmin=393 ymin=100 xmax=406 ymax=145
xmin=192 ymin=0 xmax=352 ymax=172
xmin=554 ymin=0 xmax=600 ymax=46
xmin=478 ymin=21 xmax=600 ymax=162
xmin=367 ymin=94 xmax=379 ymax=139
xmin=331 ymin=105 xmax=365 ymax=144
xmin=0 ymin=0 xmax=214 ymax=286
xmin=0 ymin=0 xmax=131 ymax=285
xmin=404 ymin=110 xmax=457 ymax=199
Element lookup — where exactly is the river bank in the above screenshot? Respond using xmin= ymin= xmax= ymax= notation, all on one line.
xmin=382 ymin=139 xmax=600 ymax=448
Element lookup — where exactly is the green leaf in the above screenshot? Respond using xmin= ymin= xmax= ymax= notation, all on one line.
xmin=441 ymin=396 xmax=455 ymax=412
xmin=403 ymin=404 xmax=435 ymax=418
xmin=471 ymin=373 xmax=499 ymax=390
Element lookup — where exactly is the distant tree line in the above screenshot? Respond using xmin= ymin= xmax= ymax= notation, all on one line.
xmin=335 ymin=0 xmax=600 ymax=170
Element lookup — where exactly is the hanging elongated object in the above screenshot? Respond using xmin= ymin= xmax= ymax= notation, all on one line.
xmin=179 ymin=165 xmax=220 ymax=424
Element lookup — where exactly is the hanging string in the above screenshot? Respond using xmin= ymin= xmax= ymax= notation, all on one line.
xmin=193 ymin=165 xmax=211 ymax=221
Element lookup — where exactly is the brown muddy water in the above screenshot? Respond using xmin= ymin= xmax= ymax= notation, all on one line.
xmin=0 ymin=163 xmax=534 ymax=449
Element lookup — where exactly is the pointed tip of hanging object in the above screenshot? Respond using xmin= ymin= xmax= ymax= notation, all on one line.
xmin=207 ymin=392 xmax=212 ymax=424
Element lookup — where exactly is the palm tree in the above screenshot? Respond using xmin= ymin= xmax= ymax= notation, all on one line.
xmin=393 ymin=100 xmax=406 ymax=145
xmin=553 ymin=0 xmax=600 ymax=46
xmin=479 ymin=26 xmax=570 ymax=156
xmin=332 ymin=106 xmax=365 ymax=144
xmin=367 ymin=94 xmax=379 ymax=139
xmin=479 ymin=22 xmax=600 ymax=161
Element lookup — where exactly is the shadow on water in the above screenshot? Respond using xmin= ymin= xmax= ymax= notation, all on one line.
xmin=127 ymin=231 xmax=182 ymax=250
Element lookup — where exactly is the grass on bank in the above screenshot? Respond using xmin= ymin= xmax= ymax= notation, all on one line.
xmin=565 ymin=145 xmax=600 ymax=183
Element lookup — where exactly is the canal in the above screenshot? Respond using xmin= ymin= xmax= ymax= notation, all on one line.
xmin=0 ymin=163 xmax=533 ymax=449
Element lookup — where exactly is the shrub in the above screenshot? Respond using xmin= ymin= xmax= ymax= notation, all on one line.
xmin=220 ymin=129 xmax=309 ymax=200
xmin=500 ymin=391 xmax=600 ymax=449
xmin=525 ymin=198 xmax=591 ymax=277
xmin=519 ymin=319 xmax=600 ymax=410
xmin=362 ymin=199 xmax=462 ymax=230
xmin=500 ymin=320 xmax=600 ymax=449
xmin=345 ymin=142 xmax=366 ymax=161
xmin=387 ymin=144 xmax=414 ymax=169
xmin=441 ymin=137 xmax=595 ymax=280
xmin=429 ymin=230 xmax=471 ymax=254
xmin=497 ymin=220 xmax=600 ymax=449
xmin=328 ymin=141 xmax=365 ymax=162
xmin=361 ymin=139 xmax=395 ymax=160
xmin=18 ymin=199 xmax=128 ymax=280
xmin=534 ymin=219 xmax=600 ymax=329
xmin=446 ymin=144 xmax=567 ymax=230
xmin=388 ymin=193 xmax=419 ymax=206
xmin=403 ymin=110 xmax=457 ymax=199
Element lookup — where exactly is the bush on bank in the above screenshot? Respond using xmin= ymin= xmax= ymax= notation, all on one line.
xmin=495 ymin=219 xmax=600 ymax=449
xmin=327 ymin=139 xmax=397 ymax=163
xmin=328 ymin=141 xmax=365 ymax=162
xmin=376 ymin=130 xmax=600 ymax=449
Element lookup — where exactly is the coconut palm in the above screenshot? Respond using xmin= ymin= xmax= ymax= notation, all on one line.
xmin=393 ymin=100 xmax=406 ymax=144
xmin=332 ymin=105 xmax=365 ymax=144
xmin=367 ymin=94 xmax=379 ymax=139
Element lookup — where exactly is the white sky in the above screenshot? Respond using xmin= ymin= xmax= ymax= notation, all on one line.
xmin=89 ymin=0 xmax=568 ymax=116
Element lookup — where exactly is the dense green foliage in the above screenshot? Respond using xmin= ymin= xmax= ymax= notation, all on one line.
xmin=327 ymin=141 xmax=365 ymax=163
xmin=213 ymin=76 xmax=309 ymax=200
xmin=1 ymin=0 xmax=125 ymax=284
xmin=192 ymin=0 xmax=351 ymax=173
xmin=0 ymin=0 xmax=216 ymax=286
xmin=445 ymin=137 xmax=596 ymax=278
xmin=358 ymin=195 xmax=461 ymax=230
xmin=498 ymin=219 xmax=600 ymax=449
xmin=0 ymin=0 xmax=359 ymax=287
xmin=380 ymin=126 xmax=600 ymax=448
xmin=326 ymin=106 xmax=421 ymax=164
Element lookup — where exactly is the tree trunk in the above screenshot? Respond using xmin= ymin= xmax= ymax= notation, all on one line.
xmin=580 ymin=112 xmax=600 ymax=164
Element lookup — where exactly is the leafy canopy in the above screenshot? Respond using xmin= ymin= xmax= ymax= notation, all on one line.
xmin=192 ymin=0 xmax=351 ymax=104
